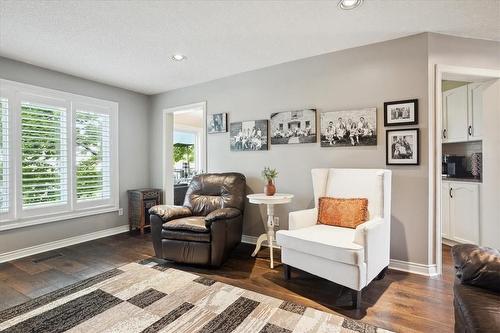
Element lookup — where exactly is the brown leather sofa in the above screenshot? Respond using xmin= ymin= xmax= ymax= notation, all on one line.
xmin=149 ymin=173 xmax=246 ymax=267
xmin=452 ymin=244 xmax=500 ymax=333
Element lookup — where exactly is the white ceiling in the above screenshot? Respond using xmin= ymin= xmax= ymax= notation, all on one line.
xmin=1 ymin=0 xmax=499 ymax=95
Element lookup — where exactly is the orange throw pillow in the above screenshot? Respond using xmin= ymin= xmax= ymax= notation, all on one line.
xmin=317 ymin=197 xmax=368 ymax=229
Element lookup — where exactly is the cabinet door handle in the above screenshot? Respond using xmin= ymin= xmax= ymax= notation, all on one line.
xmin=443 ymin=129 xmax=447 ymax=139
xmin=449 ymin=188 xmax=453 ymax=198
xmin=468 ymin=125 xmax=472 ymax=136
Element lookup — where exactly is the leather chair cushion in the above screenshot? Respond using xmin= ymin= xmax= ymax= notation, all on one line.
xmin=161 ymin=229 xmax=210 ymax=243
xmin=454 ymin=281 xmax=500 ymax=332
xmin=452 ymin=244 xmax=500 ymax=293
xmin=162 ymin=216 xmax=209 ymax=233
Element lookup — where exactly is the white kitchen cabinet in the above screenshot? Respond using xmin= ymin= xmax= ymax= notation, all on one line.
xmin=468 ymin=82 xmax=484 ymax=140
xmin=441 ymin=182 xmax=451 ymax=239
xmin=443 ymin=85 xmax=468 ymax=143
xmin=442 ymin=83 xmax=485 ymax=143
xmin=441 ymin=180 xmax=480 ymax=245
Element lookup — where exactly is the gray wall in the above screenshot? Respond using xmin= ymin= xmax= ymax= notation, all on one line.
xmin=150 ymin=34 xmax=430 ymax=264
xmin=0 ymin=57 xmax=150 ymax=253
xmin=427 ymin=33 xmax=500 ymax=252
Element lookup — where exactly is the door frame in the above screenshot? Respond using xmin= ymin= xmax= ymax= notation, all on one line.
xmin=162 ymin=101 xmax=207 ymax=204
xmin=432 ymin=65 xmax=500 ymax=275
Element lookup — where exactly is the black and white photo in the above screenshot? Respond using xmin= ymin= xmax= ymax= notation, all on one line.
xmin=207 ymin=113 xmax=227 ymax=133
xmin=386 ymin=129 xmax=419 ymax=165
xmin=320 ymin=108 xmax=377 ymax=147
xmin=230 ymin=120 xmax=268 ymax=151
xmin=384 ymin=99 xmax=418 ymax=126
xmin=270 ymin=109 xmax=317 ymax=144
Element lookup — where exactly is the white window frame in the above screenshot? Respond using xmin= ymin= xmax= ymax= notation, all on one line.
xmin=0 ymin=79 xmax=119 ymax=231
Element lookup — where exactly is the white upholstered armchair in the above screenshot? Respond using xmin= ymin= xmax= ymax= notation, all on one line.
xmin=276 ymin=168 xmax=392 ymax=309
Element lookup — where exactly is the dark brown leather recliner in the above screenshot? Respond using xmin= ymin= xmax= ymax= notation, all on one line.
xmin=452 ymin=244 xmax=500 ymax=333
xmin=149 ymin=173 xmax=246 ymax=267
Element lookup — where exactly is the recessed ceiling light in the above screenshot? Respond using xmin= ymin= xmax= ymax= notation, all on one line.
xmin=338 ymin=0 xmax=363 ymax=10
xmin=171 ymin=54 xmax=187 ymax=61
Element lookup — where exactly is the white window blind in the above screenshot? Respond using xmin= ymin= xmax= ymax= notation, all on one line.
xmin=21 ymin=102 xmax=68 ymax=208
xmin=0 ymin=97 xmax=9 ymax=213
xmin=75 ymin=110 xmax=111 ymax=202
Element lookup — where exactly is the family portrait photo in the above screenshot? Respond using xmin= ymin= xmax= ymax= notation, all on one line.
xmin=270 ymin=109 xmax=317 ymax=144
xmin=384 ymin=99 xmax=418 ymax=126
xmin=320 ymin=108 xmax=377 ymax=147
xmin=386 ymin=129 xmax=419 ymax=165
xmin=230 ymin=120 xmax=268 ymax=151
xmin=207 ymin=113 xmax=227 ymax=133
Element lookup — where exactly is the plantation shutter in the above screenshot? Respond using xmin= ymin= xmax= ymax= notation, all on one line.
xmin=0 ymin=97 xmax=9 ymax=214
xmin=75 ymin=110 xmax=111 ymax=202
xmin=21 ymin=101 xmax=68 ymax=208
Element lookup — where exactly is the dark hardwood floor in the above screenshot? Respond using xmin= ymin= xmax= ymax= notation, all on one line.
xmin=0 ymin=232 xmax=454 ymax=332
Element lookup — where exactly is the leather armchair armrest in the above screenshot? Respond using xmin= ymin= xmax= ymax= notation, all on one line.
xmin=205 ymin=208 xmax=241 ymax=226
xmin=149 ymin=205 xmax=192 ymax=222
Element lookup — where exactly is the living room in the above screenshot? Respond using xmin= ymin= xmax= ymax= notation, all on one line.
xmin=0 ymin=1 xmax=499 ymax=332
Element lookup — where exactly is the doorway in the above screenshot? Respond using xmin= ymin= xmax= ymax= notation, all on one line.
xmin=162 ymin=102 xmax=207 ymax=205
xmin=433 ymin=65 xmax=500 ymax=275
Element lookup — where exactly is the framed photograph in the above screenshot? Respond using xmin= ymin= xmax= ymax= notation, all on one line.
xmin=320 ymin=107 xmax=377 ymax=147
xmin=386 ymin=129 xmax=420 ymax=165
xmin=384 ymin=99 xmax=418 ymax=126
xmin=230 ymin=120 xmax=268 ymax=151
xmin=207 ymin=113 xmax=227 ymax=133
xmin=270 ymin=109 xmax=317 ymax=144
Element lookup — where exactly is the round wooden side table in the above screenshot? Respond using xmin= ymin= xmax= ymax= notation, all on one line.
xmin=247 ymin=193 xmax=294 ymax=268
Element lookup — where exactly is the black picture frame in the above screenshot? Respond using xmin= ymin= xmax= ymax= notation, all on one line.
xmin=386 ymin=128 xmax=420 ymax=165
xmin=384 ymin=99 xmax=418 ymax=126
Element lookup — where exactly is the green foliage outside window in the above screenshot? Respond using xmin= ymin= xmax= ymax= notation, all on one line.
xmin=173 ymin=143 xmax=194 ymax=166
xmin=21 ymin=105 xmax=65 ymax=205
xmin=76 ymin=111 xmax=108 ymax=200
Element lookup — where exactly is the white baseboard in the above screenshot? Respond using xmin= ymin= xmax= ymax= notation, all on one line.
xmin=0 ymin=225 xmax=129 ymax=263
xmin=389 ymin=259 xmax=438 ymax=277
xmin=442 ymin=238 xmax=461 ymax=247
xmin=242 ymin=234 xmax=438 ymax=277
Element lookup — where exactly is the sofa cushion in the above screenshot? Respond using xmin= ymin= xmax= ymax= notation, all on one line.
xmin=276 ymin=224 xmax=364 ymax=265
xmin=454 ymin=280 xmax=500 ymax=332
xmin=163 ymin=216 xmax=209 ymax=233
xmin=452 ymin=244 xmax=500 ymax=293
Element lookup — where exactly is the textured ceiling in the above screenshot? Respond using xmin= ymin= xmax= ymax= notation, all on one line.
xmin=1 ymin=0 xmax=499 ymax=95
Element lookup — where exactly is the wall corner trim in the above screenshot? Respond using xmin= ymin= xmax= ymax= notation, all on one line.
xmin=0 ymin=225 xmax=129 ymax=263
xmin=388 ymin=258 xmax=438 ymax=277
xmin=243 ymin=234 xmax=438 ymax=277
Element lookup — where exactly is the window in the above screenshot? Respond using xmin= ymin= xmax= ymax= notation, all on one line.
xmin=0 ymin=97 xmax=9 ymax=215
xmin=21 ymin=102 xmax=68 ymax=208
xmin=0 ymin=80 xmax=118 ymax=229
xmin=75 ymin=109 xmax=111 ymax=203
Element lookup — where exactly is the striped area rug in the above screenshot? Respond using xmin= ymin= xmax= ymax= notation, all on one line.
xmin=0 ymin=259 xmax=393 ymax=333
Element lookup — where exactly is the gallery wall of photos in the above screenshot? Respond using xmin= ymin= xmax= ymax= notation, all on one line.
xmin=206 ymin=99 xmax=419 ymax=165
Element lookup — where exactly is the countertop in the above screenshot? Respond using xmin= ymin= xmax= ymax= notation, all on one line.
xmin=442 ymin=176 xmax=482 ymax=183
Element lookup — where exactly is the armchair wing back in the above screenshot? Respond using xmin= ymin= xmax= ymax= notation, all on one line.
xmin=184 ymin=173 xmax=246 ymax=216
xmin=312 ymin=168 xmax=390 ymax=220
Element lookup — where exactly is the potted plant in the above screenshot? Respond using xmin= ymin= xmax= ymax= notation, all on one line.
xmin=262 ymin=167 xmax=278 ymax=196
